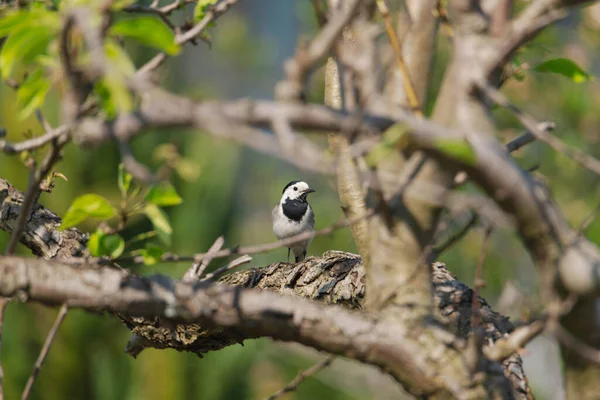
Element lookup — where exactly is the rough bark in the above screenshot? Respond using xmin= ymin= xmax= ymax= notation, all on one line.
xmin=0 ymin=178 xmax=89 ymax=260
xmin=0 ymin=252 xmax=529 ymax=399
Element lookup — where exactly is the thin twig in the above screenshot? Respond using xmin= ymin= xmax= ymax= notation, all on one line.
xmin=183 ymin=236 xmax=225 ymax=282
xmin=5 ymin=137 xmax=68 ymax=255
xmin=471 ymin=226 xmax=493 ymax=329
xmin=484 ymin=320 xmax=545 ymax=361
xmin=200 ymin=254 xmax=252 ymax=281
xmin=376 ymin=0 xmax=422 ymax=116
xmin=266 ymin=355 xmax=334 ymax=400
xmin=0 ymin=299 xmax=9 ymax=400
xmin=118 ymin=141 xmax=156 ymax=183
xmin=554 ymin=323 xmax=600 ymax=365
xmin=117 ymin=209 xmax=376 ymax=266
xmin=430 ymin=211 xmax=479 ymax=259
xmin=0 ymin=126 xmax=69 ymax=155
xmin=481 ymin=83 xmax=600 ymax=176
xmin=137 ymin=0 xmax=240 ymax=76
xmin=576 ymin=202 xmax=600 ymax=236
xmin=21 ymin=304 xmax=69 ymax=400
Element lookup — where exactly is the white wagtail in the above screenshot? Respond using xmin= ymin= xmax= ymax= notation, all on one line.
xmin=272 ymin=181 xmax=315 ymax=262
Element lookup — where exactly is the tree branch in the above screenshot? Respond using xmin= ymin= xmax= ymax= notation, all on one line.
xmin=0 ymin=253 xmax=528 ymax=399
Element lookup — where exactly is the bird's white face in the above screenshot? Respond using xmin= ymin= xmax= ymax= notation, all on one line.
xmin=281 ymin=181 xmax=314 ymax=202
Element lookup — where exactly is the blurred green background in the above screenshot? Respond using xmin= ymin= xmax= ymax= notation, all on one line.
xmin=1 ymin=1 xmax=600 ymax=399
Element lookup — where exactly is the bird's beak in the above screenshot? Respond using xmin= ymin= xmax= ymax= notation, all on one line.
xmin=303 ymin=188 xmax=316 ymax=194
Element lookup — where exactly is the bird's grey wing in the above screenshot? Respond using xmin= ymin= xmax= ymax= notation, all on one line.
xmin=307 ymin=206 xmax=315 ymax=229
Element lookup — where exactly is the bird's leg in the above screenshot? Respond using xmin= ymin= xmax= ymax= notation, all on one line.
xmin=287 ymin=248 xmax=291 ymax=263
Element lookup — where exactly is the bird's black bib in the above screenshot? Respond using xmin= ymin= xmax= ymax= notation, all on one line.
xmin=282 ymin=198 xmax=308 ymax=222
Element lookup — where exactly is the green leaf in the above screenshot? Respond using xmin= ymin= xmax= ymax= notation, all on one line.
xmin=88 ymin=230 xmax=105 ymax=256
xmin=0 ymin=26 xmax=54 ymax=79
xmin=16 ymin=68 xmax=51 ymax=119
xmin=88 ymin=230 xmax=125 ymax=258
xmin=104 ymin=39 xmax=136 ymax=76
xmin=194 ymin=0 xmax=217 ymax=22
xmin=433 ymin=138 xmax=477 ymax=166
xmin=101 ymin=234 xmax=125 ymax=258
xmin=0 ymin=8 xmax=59 ymax=79
xmin=145 ymin=182 xmax=183 ymax=207
xmin=110 ymin=16 xmax=179 ymax=55
xmin=140 ymin=244 xmax=164 ymax=265
xmin=118 ymin=163 xmax=132 ymax=197
xmin=365 ymin=124 xmax=410 ymax=167
xmin=533 ymin=58 xmax=593 ymax=83
xmin=144 ymin=203 xmax=172 ymax=246
xmin=60 ymin=194 xmax=116 ymax=230
xmin=0 ymin=11 xmax=29 ymax=38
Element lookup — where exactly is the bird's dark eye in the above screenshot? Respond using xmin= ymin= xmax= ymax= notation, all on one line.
xmin=293 ymin=187 xmax=298 ymax=191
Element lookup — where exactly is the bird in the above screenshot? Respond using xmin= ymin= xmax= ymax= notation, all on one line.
xmin=272 ymin=180 xmax=316 ymax=263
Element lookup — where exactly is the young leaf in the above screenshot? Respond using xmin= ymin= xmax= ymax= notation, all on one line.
xmin=88 ymin=230 xmax=125 ymax=258
xmin=16 ymin=68 xmax=51 ymax=119
xmin=104 ymin=39 xmax=136 ymax=76
xmin=110 ymin=16 xmax=180 ymax=55
xmin=0 ymin=10 xmax=30 ymax=38
xmin=0 ymin=26 xmax=54 ymax=79
xmin=60 ymin=194 xmax=117 ymax=230
xmin=118 ymin=163 xmax=132 ymax=197
xmin=140 ymin=245 xmax=164 ymax=265
xmin=101 ymin=234 xmax=125 ymax=258
xmin=145 ymin=182 xmax=183 ymax=207
xmin=194 ymin=0 xmax=217 ymax=22
xmin=144 ymin=203 xmax=172 ymax=246
xmin=533 ymin=58 xmax=593 ymax=83
xmin=88 ymin=230 xmax=105 ymax=256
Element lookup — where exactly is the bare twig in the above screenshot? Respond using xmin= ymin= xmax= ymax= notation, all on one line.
xmin=471 ymin=226 xmax=493 ymax=329
xmin=183 ymin=236 xmax=225 ymax=282
xmin=0 ymin=299 xmax=8 ymax=400
xmin=482 ymin=84 xmax=600 ymax=177
xmin=118 ymin=210 xmax=375 ymax=266
xmin=21 ymin=304 xmax=69 ymax=400
xmin=484 ymin=320 xmax=545 ymax=361
xmin=0 ymin=126 xmax=69 ymax=155
xmin=138 ymin=0 xmax=241 ymax=76
xmin=275 ymin=0 xmax=361 ymax=101
xmin=576 ymin=202 xmax=600 ymax=236
xmin=266 ymin=355 xmax=335 ymax=400
xmin=376 ymin=0 xmax=422 ymax=115
xmin=5 ymin=136 xmax=68 ymax=255
xmin=118 ymin=141 xmax=156 ymax=184
xmin=200 ymin=254 xmax=252 ymax=281
xmin=554 ymin=323 xmax=600 ymax=364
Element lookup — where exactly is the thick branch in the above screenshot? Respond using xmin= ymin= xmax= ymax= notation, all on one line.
xmin=0 ymin=253 xmax=528 ymax=399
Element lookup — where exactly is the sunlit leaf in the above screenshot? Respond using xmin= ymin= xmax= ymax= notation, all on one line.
xmin=16 ymin=68 xmax=51 ymax=119
xmin=88 ymin=230 xmax=125 ymax=258
xmin=175 ymin=159 xmax=201 ymax=182
xmin=60 ymin=194 xmax=116 ymax=230
xmin=88 ymin=230 xmax=104 ymax=256
xmin=434 ymin=139 xmax=477 ymax=166
xmin=145 ymin=182 xmax=183 ymax=207
xmin=533 ymin=58 xmax=593 ymax=83
xmin=144 ymin=203 xmax=172 ymax=246
xmin=110 ymin=16 xmax=179 ymax=55
xmin=0 ymin=26 xmax=54 ymax=79
xmin=365 ymin=124 xmax=410 ymax=167
xmin=118 ymin=163 xmax=132 ymax=197
xmin=140 ymin=244 xmax=164 ymax=265
xmin=194 ymin=0 xmax=217 ymax=22
xmin=0 ymin=10 xmax=29 ymax=38
xmin=104 ymin=39 xmax=135 ymax=76
xmin=101 ymin=234 xmax=125 ymax=258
